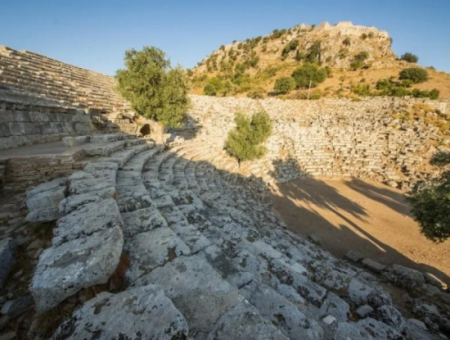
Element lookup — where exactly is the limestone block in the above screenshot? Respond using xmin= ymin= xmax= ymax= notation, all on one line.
xmin=8 ymin=122 xmax=40 ymax=136
xmin=0 ymin=123 xmax=11 ymax=137
xmin=25 ymin=177 xmax=68 ymax=223
xmin=31 ymin=209 xmax=123 ymax=312
xmin=53 ymin=285 xmax=189 ymax=339
xmin=62 ymin=136 xmax=89 ymax=147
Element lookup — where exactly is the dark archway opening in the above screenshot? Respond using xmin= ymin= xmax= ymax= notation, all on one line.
xmin=140 ymin=124 xmax=151 ymax=136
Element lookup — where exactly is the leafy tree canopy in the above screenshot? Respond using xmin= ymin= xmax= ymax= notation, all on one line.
xmin=225 ymin=111 xmax=272 ymax=163
xmin=116 ymin=46 xmax=190 ymax=128
xmin=408 ymin=152 xmax=450 ymax=242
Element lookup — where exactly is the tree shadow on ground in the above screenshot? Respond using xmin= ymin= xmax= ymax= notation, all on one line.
xmin=269 ymin=158 xmax=450 ymax=286
xmin=345 ymin=178 xmax=410 ymax=216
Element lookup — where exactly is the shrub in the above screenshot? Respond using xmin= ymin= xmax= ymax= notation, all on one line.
xmin=342 ymin=37 xmax=351 ymax=46
xmin=399 ymin=68 xmax=429 ymax=83
xmin=350 ymin=51 xmax=370 ymax=70
xmin=352 ymin=84 xmax=371 ymax=96
xmin=305 ymin=41 xmax=322 ymax=64
xmin=292 ymin=63 xmax=327 ymax=88
xmin=360 ymin=33 xmax=368 ymax=40
xmin=401 ymin=53 xmax=419 ymax=63
xmin=203 ymin=83 xmax=217 ymax=96
xmin=408 ymin=152 xmax=450 ymax=242
xmin=274 ymin=77 xmax=296 ymax=94
xmin=247 ymin=87 xmax=266 ymax=99
xmin=116 ymin=46 xmax=190 ymax=128
xmin=281 ymin=40 xmax=299 ymax=59
xmin=225 ymin=111 xmax=272 ymax=163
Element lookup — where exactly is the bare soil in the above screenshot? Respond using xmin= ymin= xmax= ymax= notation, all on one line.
xmin=270 ymin=177 xmax=450 ymax=286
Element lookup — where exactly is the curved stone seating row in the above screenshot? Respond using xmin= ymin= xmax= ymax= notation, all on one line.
xmin=0 ymin=45 xmax=130 ymax=112
xmin=27 ymin=137 xmax=447 ymax=339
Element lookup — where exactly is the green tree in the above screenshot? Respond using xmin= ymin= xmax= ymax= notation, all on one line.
xmin=274 ymin=77 xmax=296 ymax=94
xmin=399 ymin=68 xmax=429 ymax=83
xmin=116 ymin=46 xmax=190 ymax=128
xmin=401 ymin=53 xmax=419 ymax=63
xmin=408 ymin=152 xmax=450 ymax=242
xmin=292 ymin=63 xmax=327 ymax=88
xmin=225 ymin=111 xmax=272 ymax=164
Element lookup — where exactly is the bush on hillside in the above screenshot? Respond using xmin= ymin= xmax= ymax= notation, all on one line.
xmin=399 ymin=68 xmax=429 ymax=83
xmin=291 ymin=63 xmax=327 ymax=88
xmin=305 ymin=41 xmax=322 ymax=64
xmin=350 ymin=51 xmax=370 ymax=70
xmin=281 ymin=40 xmax=299 ymax=59
xmin=116 ymin=46 xmax=190 ymax=128
xmin=274 ymin=77 xmax=296 ymax=94
xmin=342 ymin=37 xmax=351 ymax=46
xmin=247 ymin=87 xmax=266 ymax=99
xmin=401 ymin=53 xmax=419 ymax=63
xmin=375 ymin=78 xmax=438 ymax=99
xmin=203 ymin=83 xmax=217 ymax=96
xmin=408 ymin=151 xmax=450 ymax=242
xmin=225 ymin=111 xmax=272 ymax=164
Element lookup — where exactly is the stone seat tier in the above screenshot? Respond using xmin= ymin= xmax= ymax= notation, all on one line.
xmin=27 ymin=137 xmax=442 ymax=339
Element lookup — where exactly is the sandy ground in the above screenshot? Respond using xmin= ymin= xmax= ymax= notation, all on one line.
xmin=270 ymin=177 xmax=450 ymax=285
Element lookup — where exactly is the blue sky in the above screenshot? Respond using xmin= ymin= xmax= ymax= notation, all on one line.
xmin=1 ymin=0 xmax=449 ymax=75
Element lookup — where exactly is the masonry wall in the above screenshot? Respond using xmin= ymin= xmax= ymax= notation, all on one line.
xmin=188 ymin=95 xmax=450 ymax=188
xmin=0 ymin=100 xmax=100 ymax=150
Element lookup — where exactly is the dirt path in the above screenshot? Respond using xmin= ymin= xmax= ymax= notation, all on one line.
xmin=270 ymin=177 xmax=450 ymax=285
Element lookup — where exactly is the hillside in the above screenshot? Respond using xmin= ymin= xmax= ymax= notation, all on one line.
xmin=190 ymin=21 xmax=450 ymax=99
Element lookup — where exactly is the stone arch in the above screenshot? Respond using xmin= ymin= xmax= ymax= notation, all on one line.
xmin=139 ymin=124 xmax=151 ymax=136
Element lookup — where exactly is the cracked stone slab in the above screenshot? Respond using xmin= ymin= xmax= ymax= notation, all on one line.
xmin=68 ymin=169 xmax=116 ymax=195
xmin=133 ymin=255 xmax=244 ymax=337
xmin=241 ymin=281 xmax=323 ymax=340
xmin=121 ymin=206 xmax=167 ymax=238
xmin=58 ymin=187 xmax=116 ymax=215
xmin=25 ymin=177 xmax=68 ymax=222
xmin=206 ymin=301 xmax=289 ymax=340
xmin=31 ymin=224 xmax=123 ymax=313
xmin=124 ymin=227 xmax=191 ymax=283
xmin=53 ymin=199 xmax=123 ymax=247
xmin=52 ymin=285 xmax=189 ymax=340
xmin=116 ymin=185 xmax=153 ymax=213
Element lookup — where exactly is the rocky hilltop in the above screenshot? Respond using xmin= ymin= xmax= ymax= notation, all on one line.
xmin=196 ymin=21 xmax=394 ymax=72
xmin=190 ymin=21 xmax=450 ymax=99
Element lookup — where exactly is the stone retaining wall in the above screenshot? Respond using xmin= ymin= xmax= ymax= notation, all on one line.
xmin=188 ymin=95 xmax=450 ymax=188
xmin=3 ymin=152 xmax=87 ymax=188
xmin=0 ymin=100 xmax=99 ymax=150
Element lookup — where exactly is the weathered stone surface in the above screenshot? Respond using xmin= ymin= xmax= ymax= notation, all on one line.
xmin=206 ymin=302 xmax=289 ymax=340
xmin=355 ymin=304 xmax=374 ymax=318
xmin=319 ymin=292 xmax=350 ymax=322
xmin=345 ymin=250 xmax=364 ymax=263
xmin=62 ymin=136 xmax=89 ymax=147
xmin=52 ymin=285 xmax=188 ymax=340
xmin=133 ymin=255 xmax=244 ymax=337
xmin=53 ymin=199 xmax=122 ymax=246
xmin=0 ymin=238 xmax=16 ymax=288
xmin=0 ymin=295 xmax=33 ymax=317
xmin=25 ymin=177 xmax=68 ymax=222
xmin=385 ymin=264 xmax=426 ymax=288
xmin=31 ymin=211 xmax=123 ymax=312
xmin=241 ymin=281 xmax=323 ymax=339
xmin=124 ymin=227 xmax=191 ymax=283
xmin=361 ymin=258 xmax=386 ymax=273
xmin=121 ymin=206 xmax=167 ymax=237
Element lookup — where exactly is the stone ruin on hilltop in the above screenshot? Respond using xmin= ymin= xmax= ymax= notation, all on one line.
xmin=0 ymin=45 xmax=449 ymax=339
